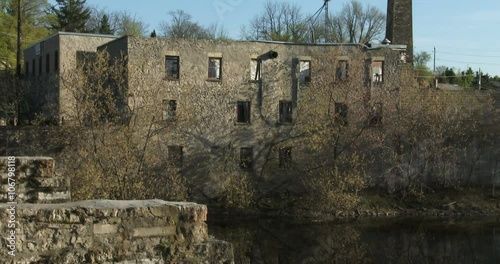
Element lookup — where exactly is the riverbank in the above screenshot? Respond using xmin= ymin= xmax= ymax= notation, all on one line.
xmin=208 ymin=188 xmax=500 ymax=221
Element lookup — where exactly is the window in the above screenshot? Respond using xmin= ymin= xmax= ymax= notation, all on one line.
xmin=336 ymin=60 xmax=348 ymax=81
xmin=335 ymin=103 xmax=348 ymax=125
xmin=279 ymin=147 xmax=292 ymax=168
xmin=279 ymin=101 xmax=293 ymax=124
xmin=168 ymin=146 xmax=183 ymax=168
xmin=46 ymin=53 xmax=50 ymax=73
xmin=240 ymin=147 xmax=253 ymax=169
xmin=250 ymin=59 xmax=260 ymax=81
xmin=38 ymin=57 xmax=42 ymax=75
xmin=369 ymin=103 xmax=383 ymax=126
xmin=54 ymin=50 xmax=59 ymax=71
xmin=299 ymin=60 xmax=311 ymax=83
xmin=372 ymin=61 xmax=384 ymax=83
xmin=208 ymin=57 xmax=222 ymax=80
xmin=25 ymin=62 xmax=29 ymax=77
xmin=32 ymin=59 xmax=35 ymax=76
xmin=237 ymin=101 xmax=251 ymax=124
xmin=165 ymin=56 xmax=179 ymax=79
xmin=162 ymin=99 xmax=177 ymax=121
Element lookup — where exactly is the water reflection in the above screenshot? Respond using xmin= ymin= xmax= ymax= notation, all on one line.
xmin=208 ymin=216 xmax=500 ymax=263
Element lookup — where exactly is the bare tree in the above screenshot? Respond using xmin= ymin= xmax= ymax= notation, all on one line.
xmin=240 ymin=1 xmax=308 ymax=42
xmin=159 ymin=10 xmax=229 ymax=40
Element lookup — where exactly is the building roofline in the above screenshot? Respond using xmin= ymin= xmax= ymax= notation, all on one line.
xmin=239 ymin=40 xmax=366 ymax=47
xmin=97 ymin=35 xmax=129 ymax=50
xmin=24 ymin=32 xmax=118 ymax=50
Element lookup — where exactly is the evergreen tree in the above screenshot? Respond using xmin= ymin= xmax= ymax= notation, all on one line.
xmin=98 ymin=14 xmax=113 ymax=34
xmin=49 ymin=0 xmax=91 ymax=33
xmin=150 ymin=30 xmax=157 ymax=38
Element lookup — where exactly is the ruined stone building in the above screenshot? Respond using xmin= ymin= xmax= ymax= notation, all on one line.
xmin=19 ymin=1 xmax=417 ymax=193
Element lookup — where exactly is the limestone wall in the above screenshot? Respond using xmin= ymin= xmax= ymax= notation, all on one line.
xmin=0 ymin=200 xmax=233 ymax=263
xmin=0 ymin=157 xmax=70 ymax=204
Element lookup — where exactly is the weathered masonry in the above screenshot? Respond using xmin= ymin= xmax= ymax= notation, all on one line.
xmin=0 ymin=200 xmax=234 ymax=263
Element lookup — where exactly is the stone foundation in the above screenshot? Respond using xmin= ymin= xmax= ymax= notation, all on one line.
xmin=0 ymin=200 xmax=234 ymax=263
xmin=0 ymin=157 xmax=70 ymax=203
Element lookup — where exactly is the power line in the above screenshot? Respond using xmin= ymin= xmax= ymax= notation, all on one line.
xmin=439 ymin=51 xmax=500 ymax=58
xmin=436 ymin=59 xmax=500 ymax=66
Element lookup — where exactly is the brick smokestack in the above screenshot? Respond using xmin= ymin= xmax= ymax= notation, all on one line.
xmin=386 ymin=0 xmax=413 ymax=64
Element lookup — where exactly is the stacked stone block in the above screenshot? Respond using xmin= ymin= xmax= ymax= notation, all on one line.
xmin=0 ymin=200 xmax=234 ymax=263
xmin=0 ymin=157 xmax=70 ymax=203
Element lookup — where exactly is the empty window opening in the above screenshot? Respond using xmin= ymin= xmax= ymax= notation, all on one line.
xmin=299 ymin=60 xmax=311 ymax=83
xmin=250 ymin=58 xmax=260 ymax=81
xmin=237 ymin=101 xmax=251 ymax=123
xmin=370 ymin=103 xmax=383 ymax=126
xmin=38 ymin=57 xmax=42 ymax=75
xmin=163 ymin=99 xmax=177 ymax=121
xmin=208 ymin=57 xmax=222 ymax=80
xmin=279 ymin=101 xmax=293 ymax=124
xmin=240 ymin=147 xmax=253 ymax=169
xmin=32 ymin=59 xmax=35 ymax=76
xmin=279 ymin=147 xmax=292 ymax=169
xmin=166 ymin=56 xmax=179 ymax=79
xmin=335 ymin=103 xmax=348 ymax=125
xmin=25 ymin=62 xmax=29 ymax=77
xmin=168 ymin=146 xmax=183 ymax=168
xmin=54 ymin=50 xmax=59 ymax=71
xmin=46 ymin=53 xmax=50 ymax=73
xmin=336 ymin=60 xmax=348 ymax=81
xmin=372 ymin=61 xmax=384 ymax=83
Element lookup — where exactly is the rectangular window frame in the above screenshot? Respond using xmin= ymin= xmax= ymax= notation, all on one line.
xmin=299 ymin=60 xmax=311 ymax=84
xmin=279 ymin=101 xmax=293 ymax=124
xmin=32 ymin=59 xmax=35 ymax=76
xmin=168 ymin=146 xmax=183 ymax=168
xmin=336 ymin=60 xmax=349 ymax=81
xmin=240 ymin=147 xmax=253 ymax=170
xmin=236 ymin=101 xmax=251 ymax=124
xmin=162 ymin=99 xmax=177 ymax=121
xmin=335 ymin=102 xmax=348 ymax=126
xmin=208 ymin=57 xmax=222 ymax=81
xmin=278 ymin=147 xmax=292 ymax=169
xmin=372 ymin=60 xmax=384 ymax=84
xmin=165 ymin=56 xmax=180 ymax=80
xmin=38 ymin=56 xmax=42 ymax=75
xmin=25 ymin=62 xmax=29 ymax=77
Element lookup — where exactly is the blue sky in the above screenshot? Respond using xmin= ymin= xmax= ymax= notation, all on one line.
xmin=51 ymin=0 xmax=500 ymax=76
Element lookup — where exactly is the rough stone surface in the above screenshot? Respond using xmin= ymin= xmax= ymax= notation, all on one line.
xmin=0 ymin=157 xmax=70 ymax=203
xmin=0 ymin=199 xmax=234 ymax=263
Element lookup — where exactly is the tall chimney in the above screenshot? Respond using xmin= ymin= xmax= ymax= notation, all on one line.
xmin=386 ymin=0 xmax=413 ymax=64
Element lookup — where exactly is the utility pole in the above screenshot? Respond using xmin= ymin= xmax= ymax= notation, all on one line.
xmin=433 ymin=47 xmax=437 ymax=88
xmin=16 ymin=0 xmax=22 ymax=77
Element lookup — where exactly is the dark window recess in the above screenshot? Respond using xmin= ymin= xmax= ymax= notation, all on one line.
xmin=32 ymin=59 xmax=35 ymax=76
xmin=279 ymin=147 xmax=292 ymax=168
xmin=54 ymin=50 xmax=59 ymax=71
xmin=279 ymin=101 xmax=293 ymax=124
xmin=38 ymin=57 xmax=42 ymax=75
xmin=208 ymin=57 xmax=222 ymax=79
xmin=336 ymin=60 xmax=348 ymax=81
xmin=46 ymin=53 xmax=50 ymax=73
xmin=299 ymin=60 xmax=311 ymax=83
xmin=335 ymin=103 xmax=348 ymax=125
xmin=237 ymin=101 xmax=251 ymax=123
xmin=165 ymin=56 xmax=179 ymax=79
xmin=25 ymin=62 xmax=29 ymax=77
xmin=369 ymin=103 xmax=383 ymax=126
xmin=163 ymin=99 xmax=177 ymax=121
xmin=240 ymin=147 xmax=253 ymax=169
xmin=168 ymin=146 xmax=183 ymax=167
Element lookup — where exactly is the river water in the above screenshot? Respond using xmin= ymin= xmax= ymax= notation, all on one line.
xmin=208 ymin=216 xmax=500 ymax=263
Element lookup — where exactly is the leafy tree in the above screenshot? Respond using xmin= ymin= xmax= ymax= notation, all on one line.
xmin=97 ymin=14 xmax=113 ymax=34
xmin=414 ymin=51 xmax=433 ymax=87
xmin=0 ymin=0 xmax=50 ymax=73
xmin=49 ymin=0 xmax=91 ymax=33
xmin=113 ymin=11 xmax=147 ymax=36
xmin=458 ymin=67 xmax=474 ymax=89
